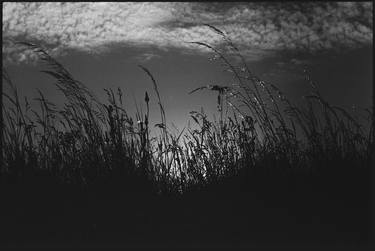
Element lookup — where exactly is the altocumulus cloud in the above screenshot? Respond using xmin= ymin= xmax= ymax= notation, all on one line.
xmin=2 ymin=2 xmax=373 ymax=64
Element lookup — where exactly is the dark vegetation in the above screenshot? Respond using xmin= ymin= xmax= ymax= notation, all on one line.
xmin=1 ymin=27 xmax=373 ymax=248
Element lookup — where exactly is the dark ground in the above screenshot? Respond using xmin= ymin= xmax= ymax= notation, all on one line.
xmin=0 ymin=163 xmax=373 ymax=249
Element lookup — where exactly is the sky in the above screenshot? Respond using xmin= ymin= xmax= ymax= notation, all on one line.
xmin=2 ymin=2 xmax=373 ymax=133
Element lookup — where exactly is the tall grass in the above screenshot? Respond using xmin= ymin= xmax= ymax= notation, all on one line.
xmin=2 ymin=28 xmax=373 ymax=196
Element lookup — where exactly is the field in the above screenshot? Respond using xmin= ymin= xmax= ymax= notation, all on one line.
xmin=1 ymin=29 xmax=373 ymax=248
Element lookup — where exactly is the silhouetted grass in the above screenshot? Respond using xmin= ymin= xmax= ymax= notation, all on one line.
xmin=1 ymin=27 xmax=373 ymax=247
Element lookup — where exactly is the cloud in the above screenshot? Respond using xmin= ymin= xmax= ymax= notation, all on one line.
xmin=2 ymin=2 xmax=373 ymax=64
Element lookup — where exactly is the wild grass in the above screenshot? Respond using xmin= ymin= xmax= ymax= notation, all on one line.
xmin=2 ymin=27 xmax=373 ymax=196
